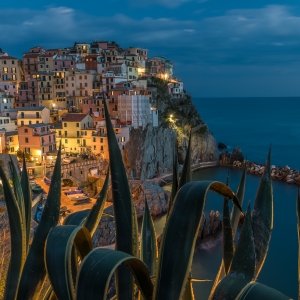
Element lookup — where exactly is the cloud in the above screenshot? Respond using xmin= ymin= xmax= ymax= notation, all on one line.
xmin=1 ymin=5 xmax=300 ymax=96
xmin=129 ymin=0 xmax=192 ymax=8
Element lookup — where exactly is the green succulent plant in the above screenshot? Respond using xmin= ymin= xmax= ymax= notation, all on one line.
xmin=0 ymin=101 xmax=294 ymax=299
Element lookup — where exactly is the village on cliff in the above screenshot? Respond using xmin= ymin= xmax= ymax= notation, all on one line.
xmin=0 ymin=41 xmax=186 ymax=171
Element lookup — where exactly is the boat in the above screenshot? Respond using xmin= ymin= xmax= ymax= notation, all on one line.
xmin=44 ymin=177 xmax=51 ymax=185
xmin=32 ymin=185 xmax=43 ymax=193
xmin=64 ymin=189 xmax=83 ymax=195
xmin=70 ymin=195 xmax=91 ymax=205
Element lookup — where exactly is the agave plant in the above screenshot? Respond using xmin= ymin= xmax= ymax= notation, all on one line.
xmin=0 ymin=99 xmax=295 ymax=299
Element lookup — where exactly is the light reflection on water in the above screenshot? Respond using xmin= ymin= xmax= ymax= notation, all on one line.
xmin=154 ymin=166 xmax=297 ymax=299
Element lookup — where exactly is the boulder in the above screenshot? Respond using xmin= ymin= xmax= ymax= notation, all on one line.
xmin=231 ymin=146 xmax=244 ymax=163
xmin=218 ymin=142 xmax=227 ymax=149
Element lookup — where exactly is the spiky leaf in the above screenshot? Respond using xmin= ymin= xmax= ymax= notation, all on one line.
xmin=167 ymin=139 xmax=179 ymax=217
xmin=211 ymin=204 xmax=255 ymax=299
xmin=76 ymin=248 xmax=153 ymax=300
xmin=153 ymin=181 xmax=243 ymax=300
xmin=0 ymin=164 xmax=26 ymax=300
xmin=64 ymin=209 xmax=91 ymax=226
xmin=231 ymin=165 xmax=246 ymax=236
xmin=178 ymin=130 xmax=192 ymax=189
xmin=104 ymin=100 xmax=138 ymax=299
xmin=21 ymin=155 xmax=32 ymax=251
xmin=141 ymin=198 xmax=157 ymax=276
xmin=84 ymin=170 xmax=109 ymax=236
xmin=45 ymin=226 xmax=92 ymax=299
xmin=236 ymin=282 xmax=291 ymax=300
xmin=252 ymin=147 xmax=273 ymax=279
xmin=223 ymin=198 xmax=234 ymax=275
xmin=17 ymin=145 xmax=62 ymax=300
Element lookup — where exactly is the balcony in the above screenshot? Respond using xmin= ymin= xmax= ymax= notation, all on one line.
xmin=18 ymin=114 xmax=41 ymax=119
xmin=41 ymin=140 xmax=56 ymax=146
xmin=76 ymin=87 xmax=85 ymax=90
xmin=33 ymin=130 xmax=55 ymax=136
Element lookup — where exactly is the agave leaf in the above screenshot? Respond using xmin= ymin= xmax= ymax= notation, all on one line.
xmin=21 ymin=154 xmax=32 ymax=251
xmin=17 ymin=144 xmax=62 ymax=300
xmin=178 ymin=130 xmax=192 ymax=189
xmin=76 ymin=248 xmax=153 ymax=300
xmin=223 ymin=198 xmax=234 ymax=275
xmin=0 ymin=165 xmax=26 ymax=300
xmin=252 ymin=147 xmax=273 ymax=279
xmin=84 ymin=170 xmax=109 ymax=237
xmin=64 ymin=209 xmax=91 ymax=226
xmin=236 ymin=282 xmax=291 ymax=300
xmin=297 ymin=189 xmax=300 ymax=299
xmin=210 ymin=168 xmax=246 ymax=297
xmin=141 ymin=198 xmax=157 ymax=276
xmin=45 ymin=226 xmax=92 ymax=300
xmin=232 ymin=165 xmax=247 ymax=236
xmin=104 ymin=100 xmax=138 ymax=299
xmin=167 ymin=139 xmax=178 ymax=218
xmin=153 ymin=181 xmax=243 ymax=300
xmin=9 ymin=156 xmax=24 ymax=217
xmin=211 ymin=203 xmax=255 ymax=299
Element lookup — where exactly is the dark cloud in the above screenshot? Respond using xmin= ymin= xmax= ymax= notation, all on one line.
xmin=0 ymin=5 xmax=299 ymax=96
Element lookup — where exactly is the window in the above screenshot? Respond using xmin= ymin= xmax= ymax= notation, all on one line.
xmin=29 ymin=121 xmax=32 ymax=125
xmin=85 ymin=83 xmax=87 ymax=87
xmin=77 ymin=139 xmax=80 ymax=144
xmin=10 ymin=147 xmax=14 ymax=152
xmin=11 ymin=67 xmax=16 ymax=73
xmin=93 ymin=137 xmax=96 ymax=142
xmin=100 ymin=138 xmax=103 ymax=143
xmin=21 ymin=121 xmax=24 ymax=126
xmin=76 ymin=123 xmax=79 ymax=127
xmin=84 ymin=75 xmax=87 ymax=79
xmin=65 ymin=139 xmax=68 ymax=144
xmin=79 ymin=76 xmax=82 ymax=79
xmin=121 ymin=137 xmax=125 ymax=142
xmin=64 ymin=131 xmax=67 ymax=137
xmin=64 ymin=123 xmax=67 ymax=127
xmin=3 ymin=67 xmax=8 ymax=73
xmin=36 ymin=121 xmax=39 ymax=124
xmin=25 ymin=138 xmax=29 ymax=143
xmin=12 ymin=60 xmax=15 ymax=64
xmin=94 ymin=145 xmax=96 ymax=150
xmin=100 ymin=146 xmax=103 ymax=151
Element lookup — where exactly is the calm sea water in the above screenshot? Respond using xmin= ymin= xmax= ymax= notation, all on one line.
xmin=154 ymin=97 xmax=299 ymax=299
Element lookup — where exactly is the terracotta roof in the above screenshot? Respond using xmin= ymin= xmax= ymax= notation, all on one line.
xmin=62 ymin=113 xmax=88 ymax=122
xmin=23 ymin=53 xmax=39 ymax=58
xmin=0 ymin=56 xmax=18 ymax=60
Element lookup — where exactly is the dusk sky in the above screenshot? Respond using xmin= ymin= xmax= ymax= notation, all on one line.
xmin=1 ymin=0 xmax=300 ymax=97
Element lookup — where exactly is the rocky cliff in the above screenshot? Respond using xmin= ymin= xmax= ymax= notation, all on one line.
xmin=123 ymin=78 xmax=219 ymax=180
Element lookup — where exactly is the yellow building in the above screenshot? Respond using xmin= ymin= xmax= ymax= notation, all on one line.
xmin=0 ymin=55 xmax=24 ymax=86
xmin=5 ymin=130 xmax=19 ymax=154
xmin=55 ymin=113 xmax=94 ymax=153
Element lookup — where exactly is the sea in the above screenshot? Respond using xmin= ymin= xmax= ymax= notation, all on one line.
xmin=153 ymin=97 xmax=300 ymax=299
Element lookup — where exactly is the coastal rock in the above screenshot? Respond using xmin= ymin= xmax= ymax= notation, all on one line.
xmin=218 ymin=142 xmax=227 ymax=149
xmin=231 ymin=146 xmax=244 ymax=163
xmin=123 ymin=125 xmax=219 ymax=180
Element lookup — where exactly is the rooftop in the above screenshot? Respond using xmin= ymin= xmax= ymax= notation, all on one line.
xmin=18 ymin=106 xmax=46 ymax=111
xmin=62 ymin=113 xmax=88 ymax=122
xmin=5 ymin=130 xmax=18 ymax=137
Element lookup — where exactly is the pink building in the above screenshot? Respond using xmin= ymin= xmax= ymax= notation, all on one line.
xmin=15 ymin=82 xmax=30 ymax=108
xmin=53 ymin=55 xmax=77 ymax=71
xmin=18 ymin=123 xmax=56 ymax=163
xmin=82 ymin=98 xmax=97 ymax=114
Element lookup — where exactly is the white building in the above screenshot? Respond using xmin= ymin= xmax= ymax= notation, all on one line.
xmin=168 ymin=80 xmax=184 ymax=98
xmin=118 ymin=95 xmax=152 ymax=128
xmin=17 ymin=106 xmax=50 ymax=126
xmin=0 ymin=116 xmax=16 ymax=132
xmin=0 ymin=91 xmax=14 ymax=112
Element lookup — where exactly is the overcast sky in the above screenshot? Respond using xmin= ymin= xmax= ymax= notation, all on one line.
xmin=1 ymin=1 xmax=300 ymax=97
